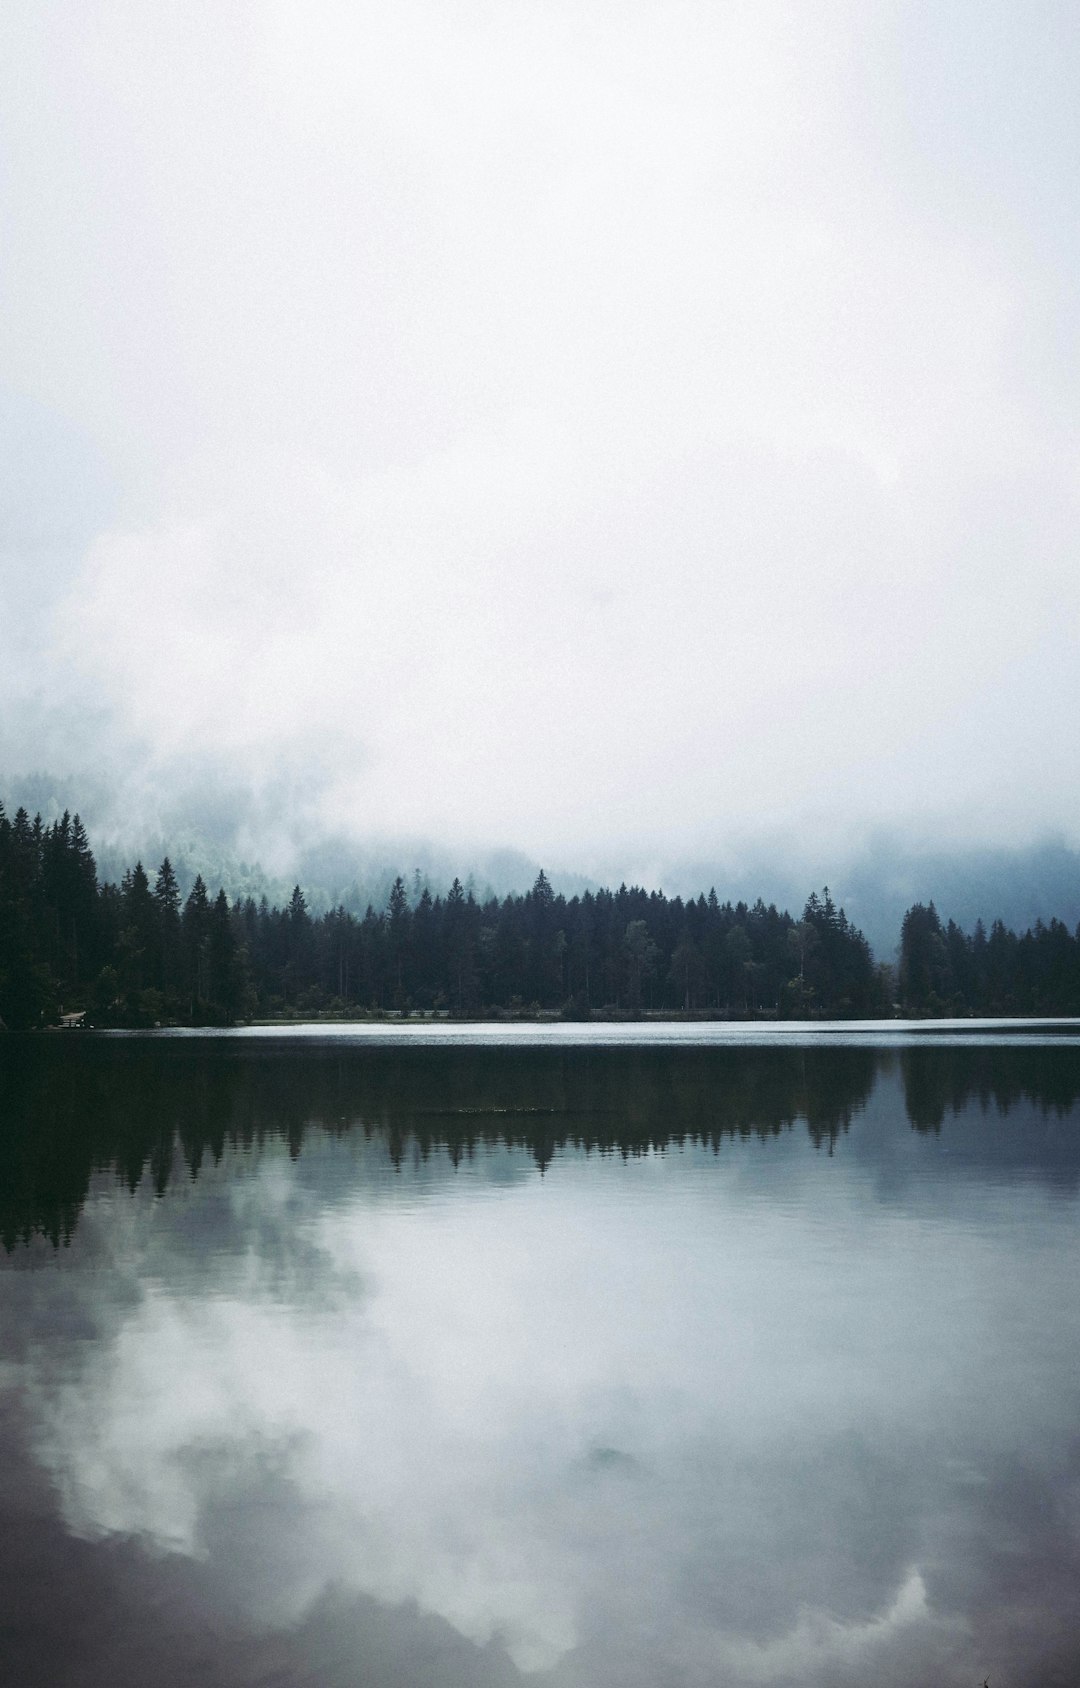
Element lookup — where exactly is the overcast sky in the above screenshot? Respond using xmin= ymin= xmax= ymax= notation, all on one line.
xmin=1 ymin=0 xmax=1078 ymax=873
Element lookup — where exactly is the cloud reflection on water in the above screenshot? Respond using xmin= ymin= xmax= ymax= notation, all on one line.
xmin=8 ymin=1078 xmax=1080 ymax=1686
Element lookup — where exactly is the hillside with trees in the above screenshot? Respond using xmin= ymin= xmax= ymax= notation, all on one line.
xmin=0 ymin=799 xmax=887 ymax=1027
xmin=3 ymin=798 xmax=1080 ymax=1028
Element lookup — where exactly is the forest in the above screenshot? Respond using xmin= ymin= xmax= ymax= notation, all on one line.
xmin=897 ymin=899 xmax=1080 ymax=1017
xmin=1 ymin=798 xmax=1078 ymax=1027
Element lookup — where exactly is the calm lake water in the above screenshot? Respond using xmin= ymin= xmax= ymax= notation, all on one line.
xmin=2 ymin=1024 xmax=1079 ymax=1687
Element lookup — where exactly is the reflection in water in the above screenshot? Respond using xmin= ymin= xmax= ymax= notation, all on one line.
xmin=900 ymin=1040 xmax=1080 ymax=1128
xmin=6 ymin=1035 xmax=1080 ymax=1249
xmin=1 ymin=1036 xmax=1079 ymax=1687
xmin=2 ymin=1039 xmax=885 ymax=1247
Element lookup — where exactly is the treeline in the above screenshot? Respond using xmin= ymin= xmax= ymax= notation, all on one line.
xmin=3 ymin=798 xmax=1079 ymax=1027
xmin=0 ymin=801 xmax=884 ymax=1026
xmin=899 ymin=902 xmax=1080 ymax=1017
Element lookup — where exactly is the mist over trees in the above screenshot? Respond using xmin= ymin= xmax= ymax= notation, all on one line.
xmin=2 ymin=798 xmax=1079 ymax=1028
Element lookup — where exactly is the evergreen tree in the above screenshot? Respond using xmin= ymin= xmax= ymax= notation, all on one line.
xmin=183 ymin=875 xmax=212 ymax=1015
xmin=208 ymin=889 xmax=242 ymax=1020
xmin=387 ymin=876 xmax=410 ymax=1006
xmin=622 ymin=919 xmax=658 ymax=1015
xmin=898 ymin=902 xmax=950 ymax=1014
xmin=154 ymin=858 xmax=182 ymax=1000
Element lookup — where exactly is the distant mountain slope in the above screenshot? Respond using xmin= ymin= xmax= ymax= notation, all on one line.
xmin=842 ymin=840 xmax=1080 ymax=959
xmin=0 ymin=775 xmax=594 ymax=915
xmin=4 ymin=774 xmax=1078 ymax=961
xmin=657 ymin=840 xmax=1080 ymax=960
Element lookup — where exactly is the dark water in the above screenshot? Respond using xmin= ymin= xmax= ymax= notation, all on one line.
xmin=2 ymin=1029 xmax=1079 ymax=1687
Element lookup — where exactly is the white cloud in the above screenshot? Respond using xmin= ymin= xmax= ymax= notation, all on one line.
xmin=2 ymin=0 xmax=1079 ymax=860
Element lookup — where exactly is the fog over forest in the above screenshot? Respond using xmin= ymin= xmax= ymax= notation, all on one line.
xmin=2 ymin=3 xmax=1079 ymax=939
xmin=6 ymin=769 xmax=1080 ymax=966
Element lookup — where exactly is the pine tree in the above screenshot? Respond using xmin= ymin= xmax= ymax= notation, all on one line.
xmin=183 ymin=875 xmax=211 ymax=1014
xmin=154 ymin=858 xmax=182 ymax=1000
xmin=387 ymin=876 xmax=410 ymax=1006
xmin=209 ymin=889 xmax=242 ymax=1020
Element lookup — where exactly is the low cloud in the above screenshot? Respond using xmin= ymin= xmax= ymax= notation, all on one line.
xmin=2 ymin=1 xmax=1079 ymax=870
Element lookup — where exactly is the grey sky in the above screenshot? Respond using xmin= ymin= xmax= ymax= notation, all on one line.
xmin=1 ymin=1 xmax=1078 ymax=872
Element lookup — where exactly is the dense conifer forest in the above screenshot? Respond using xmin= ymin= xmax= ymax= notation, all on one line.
xmin=1 ymin=799 xmax=1079 ymax=1027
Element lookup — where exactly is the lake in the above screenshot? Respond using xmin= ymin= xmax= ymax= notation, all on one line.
xmin=2 ymin=1024 xmax=1079 ymax=1686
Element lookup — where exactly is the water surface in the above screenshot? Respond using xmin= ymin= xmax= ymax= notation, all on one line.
xmin=2 ymin=1028 xmax=1079 ymax=1686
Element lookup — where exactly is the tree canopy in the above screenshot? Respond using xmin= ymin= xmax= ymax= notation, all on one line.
xmin=3 ymin=797 xmax=1076 ymax=1027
